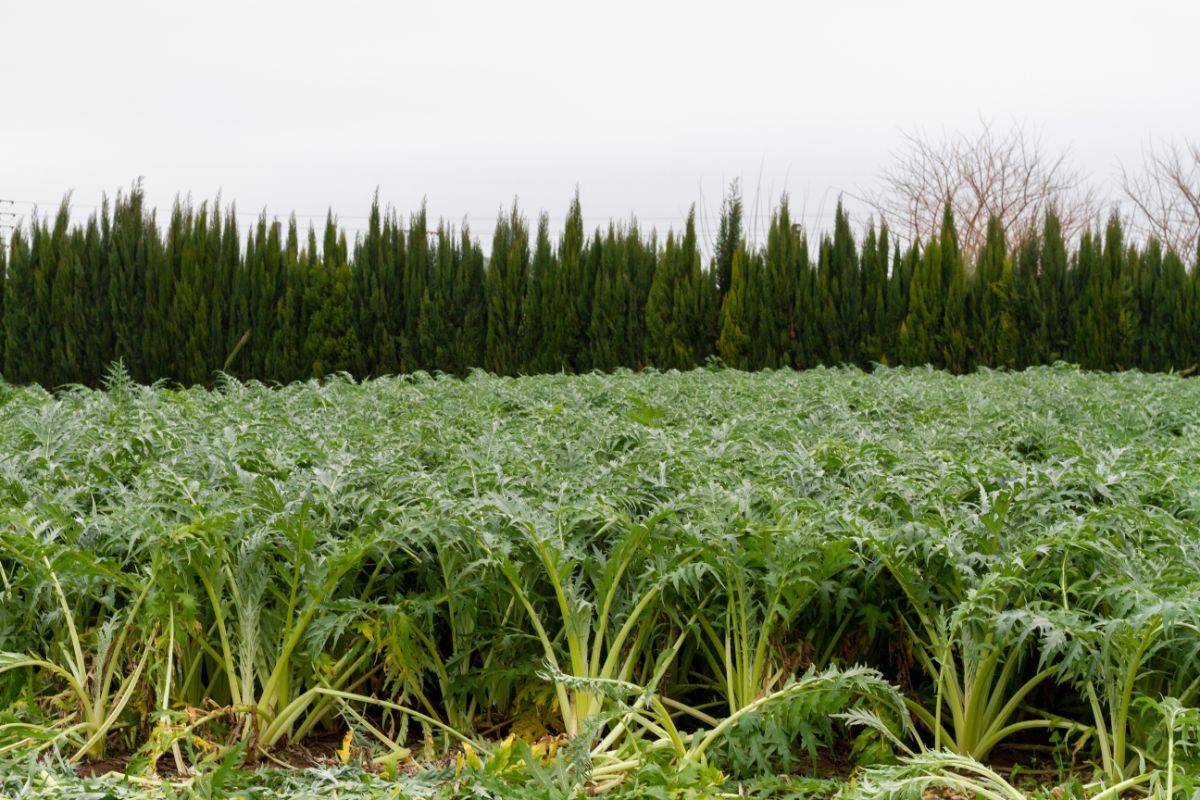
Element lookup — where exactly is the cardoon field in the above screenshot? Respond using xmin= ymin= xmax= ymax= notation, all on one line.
xmin=1 ymin=365 xmax=1198 ymax=799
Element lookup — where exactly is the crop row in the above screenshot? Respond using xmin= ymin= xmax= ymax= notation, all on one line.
xmin=0 ymin=366 xmax=1198 ymax=797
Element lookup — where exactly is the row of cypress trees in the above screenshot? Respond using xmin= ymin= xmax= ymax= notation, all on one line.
xmin=2 ymin=184 xmax=1198 ymax=388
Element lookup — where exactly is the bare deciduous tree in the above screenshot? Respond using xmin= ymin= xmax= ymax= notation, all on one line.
xmin=1121 ymin=140 xmax=1200 ymax=258
xmin=862 ymin=122 xmax=1100 ymax=260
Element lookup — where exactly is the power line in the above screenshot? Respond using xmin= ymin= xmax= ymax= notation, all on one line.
xmin=0 ymin=196 xmax=850 ymax=257
xmin=3 ymin=197 xmax=842 ymax=225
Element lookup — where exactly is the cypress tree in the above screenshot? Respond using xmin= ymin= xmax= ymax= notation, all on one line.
xmin=1188 ymin=242 xmax=1200 ymax=367
xmin=233 ymin=225 xmax=257 ymax=378
xmin=815 ymin=235 xmax=837 ymax=365
xmin=1072 ymin=228 xmax=1101 ymax=367
xmin=578 ymin=229 xmax=604 ymax=371
xmin=0 ymin=229 xmax=6 ymax=375
xmin=351 ymin=196 xmax=404 ymax=376
xmin=1081 ymin=214 xmax=1129 ymax=370
xmin=354 ymin=193 xmax=391 ymax=377
xmin=3 ymin=228 xmax=33 ymax=382
xmin=194 ymin=203 xmax=221 ymax=381
xmin=146 ymin=200 xmax=185 ymax=381
xmin=712 ymin=182 xmax=746 ymax=364
xmin=304 ymin=218 xmax=359 ymax=377
xmin=431 ymin=224 xmax=462 ymax=373
xmin=419 ymin=223 xmax=484 ymax=374
xmin=168 ymin=201 xmax=214 ymax=385
xmin=1138 ymin=239 xmax=1167 ymax=371
xmin=940 ymin=203 xmax=971 ymax=373
xmin=829 ymin=202 xmax=860 ymax=364
xmin=587 ymin=224 xmax=623 ymax=372
xmin=1041 ymin=209 xmax=1070 ymax=363
xmin=743 ymin=246 xmax=768 ymax=369
xmin=794 ymin=241 xmax=822 ymax=368
xmin=108 ymin=186 xmax=154 ymax=379
xmin=717 ymin=243 xmax=751 ymax=368
xmin=763 ymin=201 xmax=806 ymax=367
xmin=645 ymin=214 xmax=699 ymax=370
xmin=381 ymin=209 xmax=406 ymax=374
xmin=859 ymin=224 xmax=889 ymax=365
xmin=1157 ymin=246 xmax=1189 ymax=369
xmin=266 ymin=217 xmax=305 ymax=382
xmin=1114 ymin=234 xmax=1139 ymax=371
xmin=901 ymin=237 xmax=942 ymax=367
xmin=222 ymin=208 xmax=250 ymax=376
xmin=883 ymin=243 xmax=913 ymax=366
xmin=296 ymin=226 xmax=322 ymax=373
xmin=974 ymin=216 xmax=1017 ymax=368
xmin=520 ymin=215 xmax=554 ymax=372
xmin=78 ymin=210 xmax=110 ymax=381
xmin=201 ymin=202 xmax=228 ymax=377
xmin=714 ymin=180 xmax=743 ymax=299
xmin=29 ymin=213 xmax=54 ymax=382
xmin=485 ymin=204 xmax=529 ymax=375
xmin=452 ymin=228 xmax=486 ymax=372
xmin=1013 ymin=233 xmax=1046 ymax=368
xmin=679 ymin=210 xmax=714 ymax=364
xmin=49 ymin=203 xmax=86 ymax=385
xmin=401 ymin=205 xmax=429 ymax=371
xmin=625 ymin=223 xmax=655 ymax=368
xmin=546 ymin=194 xmax=584 ymax=371
xmin=248 ymin=215 xmax=286 ymax=378
xmin=644 ymin=229 xmax=676 ymax=369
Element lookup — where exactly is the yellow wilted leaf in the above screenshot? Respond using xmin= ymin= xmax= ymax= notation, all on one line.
xmin=337 ymin=729 xmax=353 ymax=763
xmin=461 ymin=740 xmax=482 ymax=771
xmin=531 ymin=734 xmax=564 ymax=765
xmin=510 ymin=709 xmax=549 ymax=742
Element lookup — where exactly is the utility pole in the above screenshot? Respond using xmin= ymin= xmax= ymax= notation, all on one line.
xmin=0 ymin=200 xmax=13 ymax=250
xmin=0 ymin=201 xmax=14 ymax=261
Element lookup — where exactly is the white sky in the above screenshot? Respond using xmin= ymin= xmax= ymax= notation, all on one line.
xmin=5 ymin=0 xmax=1199 ymax=250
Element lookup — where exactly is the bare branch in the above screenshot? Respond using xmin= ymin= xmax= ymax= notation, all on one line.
xmin=1121 ymin=139 xmax=1200 ymax=256
xmin=861 ymin=122 xmax=1099 ymax=261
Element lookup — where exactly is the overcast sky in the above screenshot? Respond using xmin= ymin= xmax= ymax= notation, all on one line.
xmin=5 ymin=0 xmax=1199 ymax=249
